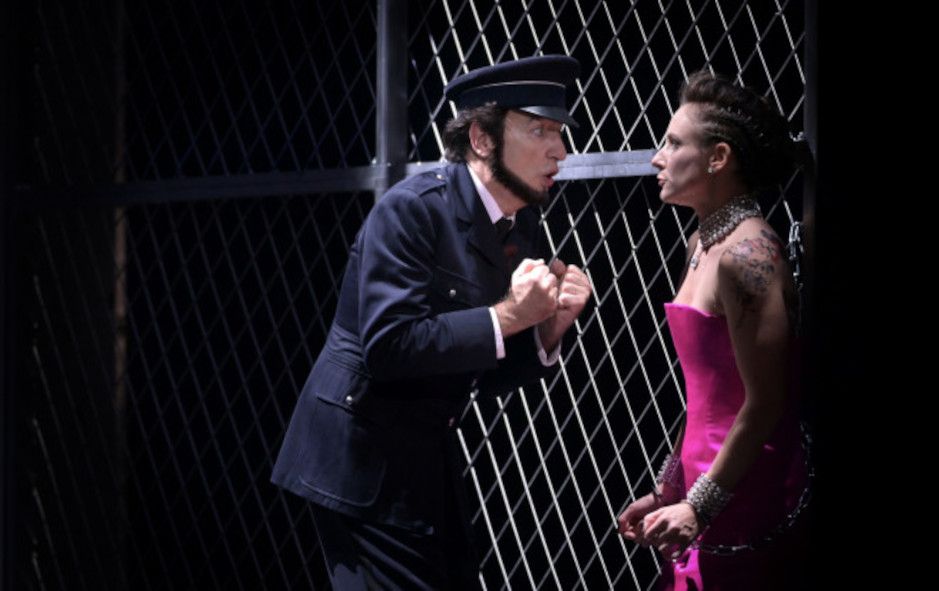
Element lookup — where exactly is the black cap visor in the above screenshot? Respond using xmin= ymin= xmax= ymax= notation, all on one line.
xmin=516 ymin=105 xmax=579 ymax=128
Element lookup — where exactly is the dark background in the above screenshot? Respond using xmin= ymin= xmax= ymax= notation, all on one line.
xmin=0 ymin=1 xmax=863 ymax=589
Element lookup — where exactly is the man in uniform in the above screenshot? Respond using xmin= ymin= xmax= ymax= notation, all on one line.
xmin=272 ymin=55 xmax=591 ymax=589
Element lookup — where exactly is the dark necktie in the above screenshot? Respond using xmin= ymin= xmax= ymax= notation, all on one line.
xmin=494 ymin=217 xmax=512 ymax=242
xmin=494 ymin=217 xmax=518 ymax=265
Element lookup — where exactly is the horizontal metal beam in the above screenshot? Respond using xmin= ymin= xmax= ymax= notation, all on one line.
xmin=15 ymin=165 xmax=383 ymax=207
xmin=556 ymin=149 xmax=658 ymax=180
xmin=404 ymin=149 xmax=657 ymax=180
xmin=14 ymin=150 xmax=657 ymax=207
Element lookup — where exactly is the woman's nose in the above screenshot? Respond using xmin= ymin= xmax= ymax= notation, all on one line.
xmin=651 ymin=147 xmax=665 ymax=169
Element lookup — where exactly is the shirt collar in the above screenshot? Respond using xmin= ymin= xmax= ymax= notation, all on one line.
xmin=466 ymin=164 xmax=515 ymax=226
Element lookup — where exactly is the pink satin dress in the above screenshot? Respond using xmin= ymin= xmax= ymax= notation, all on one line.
xmin=662 ymin=303 xmax=807 ymax=591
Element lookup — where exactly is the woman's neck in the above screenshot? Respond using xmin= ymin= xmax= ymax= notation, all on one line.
xmin=693 ymin=178 xmax=751 ymax=221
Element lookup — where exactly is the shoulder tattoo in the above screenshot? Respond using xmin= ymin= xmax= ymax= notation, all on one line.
xmin=724 ymin=229 xmax=784 ymax=318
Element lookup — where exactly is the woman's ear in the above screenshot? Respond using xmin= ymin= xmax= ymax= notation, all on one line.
xmin=708 ymin=141 xmax=733 ymax=173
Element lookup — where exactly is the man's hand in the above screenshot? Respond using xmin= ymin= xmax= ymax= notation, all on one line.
xmin=537 ymin=259 xmax=591 ymax=351
xmin=494 ymin=258 xmax=559 ymax=338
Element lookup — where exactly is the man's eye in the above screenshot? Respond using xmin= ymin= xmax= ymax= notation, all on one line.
xmin=532 ymin=127 xmax=544 ymax=137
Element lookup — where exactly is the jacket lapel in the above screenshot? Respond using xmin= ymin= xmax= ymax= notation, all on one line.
xmin=450 ymin=164 xmax=507 ymax=271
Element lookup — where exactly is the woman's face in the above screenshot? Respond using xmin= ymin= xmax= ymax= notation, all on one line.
xmin=651 ymin=104 xmax=712 ymax=207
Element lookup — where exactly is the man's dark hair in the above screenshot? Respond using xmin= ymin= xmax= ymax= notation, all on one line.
xmin=441 ymin=103 xmax=507 ymax=162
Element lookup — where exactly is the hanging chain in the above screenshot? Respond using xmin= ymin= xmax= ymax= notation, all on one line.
xmin=787 ymin=220 xmax=805 ymax=336
xmin=693 ymin=423 xmax=814 ymax=556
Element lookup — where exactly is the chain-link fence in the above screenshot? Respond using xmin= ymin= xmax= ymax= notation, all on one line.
xmin=9 ymin=0 xmax=806 ymax=589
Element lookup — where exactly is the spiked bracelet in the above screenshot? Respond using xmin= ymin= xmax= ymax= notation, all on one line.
xmin=655 ymin=453 xmax=683 ymax=489
xmin=684 ymin=474 xmax=733 ymax=526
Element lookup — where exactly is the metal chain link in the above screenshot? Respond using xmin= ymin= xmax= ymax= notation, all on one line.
xmin=787 ymin=220 xmax=805 ymax=336
xmin=693 ymin=422 xmax=814 ymax=556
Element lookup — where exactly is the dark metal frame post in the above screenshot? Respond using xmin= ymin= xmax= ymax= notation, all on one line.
xmin=804 ymin=1 xmax=874 ymax=585
xmin=0 ymin=0 xmax=27 ymax=587
xmin=375 ymin=0 xmax=409 ymax=201
xmin=803 ymin=0 xmax=817 ymax=323
xmin=802 ymin=0 xmax=822 ymax=583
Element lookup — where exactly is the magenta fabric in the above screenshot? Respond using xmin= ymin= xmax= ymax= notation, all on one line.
xmin=661 ymin=303 xmax=807 ymax=590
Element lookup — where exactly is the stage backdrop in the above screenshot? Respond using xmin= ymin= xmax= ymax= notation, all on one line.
xmin=6 ymin=0 xmax=806 ymax=588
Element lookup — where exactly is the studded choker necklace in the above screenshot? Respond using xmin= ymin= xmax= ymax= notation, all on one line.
xmin=699 ymin=195 xmax=762 ymax=250
xmin=690 ymin=195 xmax=762 ymax=269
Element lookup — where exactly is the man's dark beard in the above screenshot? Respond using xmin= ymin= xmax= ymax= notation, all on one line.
xmin=489 ymin=140 xmax=549 ymax=206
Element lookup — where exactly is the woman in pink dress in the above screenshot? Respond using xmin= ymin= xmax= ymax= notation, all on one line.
xmin=617 ymin=71 xmax=808 ymax=590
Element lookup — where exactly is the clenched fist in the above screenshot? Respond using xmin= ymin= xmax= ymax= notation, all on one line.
xmin=494 ymin=258 xmax=559 ymax=337
xmin=537 ymin=259 xmax=592 ymax=351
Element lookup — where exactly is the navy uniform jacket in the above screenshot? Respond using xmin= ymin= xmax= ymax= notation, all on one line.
xmin=271 ymin=163 xmax=555 ymax=533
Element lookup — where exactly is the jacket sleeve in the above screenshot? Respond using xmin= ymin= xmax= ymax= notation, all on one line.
xmin=359 ymin=187 xmax=499 ymax=381
xmin=474 ymin=217 xmax=563 ymax=396
xmin=474 ymin=327 xmax=559 ymax=396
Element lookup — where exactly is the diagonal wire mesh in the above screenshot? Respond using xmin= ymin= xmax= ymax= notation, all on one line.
xmin=120 ymin=193 xmax=372 ymax=589
xmin=18 ymin=192 xmax=372 ymax=590
xmin=122 ymin=0 xmax=377 ymax=180
xmin=18 ymin=207 xmax=127 ymax=590
xmin=407 ymin=0 xmax=804 ymax=162
xmin=30 ymin=0 xmax=122 ymax=185
xmin=404 ymin=1 xmax=806 ymax=588
xmin=15 ymin=0 xmax=805 ymax=589
xmin=458 ymin=173 xmax=802 ymax=590
xmin=30 ymin=0 xmax=379 ymax=184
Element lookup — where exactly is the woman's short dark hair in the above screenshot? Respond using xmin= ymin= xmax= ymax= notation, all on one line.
xmin=442 ymin=103 xmax=508 ymax=162
xmin=679 ymin=70 xmax=796 ymax=190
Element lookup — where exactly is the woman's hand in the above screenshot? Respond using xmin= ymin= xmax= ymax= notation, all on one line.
xmin=617 ymin=493 xmax=662 ymax=543
xmin=641 ymin=502 xmax=701 ymax=558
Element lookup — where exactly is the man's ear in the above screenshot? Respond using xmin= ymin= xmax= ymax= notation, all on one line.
xmin=469 ymin=121 xmax=495 ymax=159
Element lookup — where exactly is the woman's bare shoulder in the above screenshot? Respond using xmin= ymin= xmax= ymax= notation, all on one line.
xmin=717 ymin=219 xmax=789 ymax=303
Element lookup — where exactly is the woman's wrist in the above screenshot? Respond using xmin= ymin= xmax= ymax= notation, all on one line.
xmin=683 ymin=474 xmax=733 ymax=527
xmin=648 ymin=488 xmax=666 ymax=510
xmin=659 ymin=482 xmax=684 ymax=505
